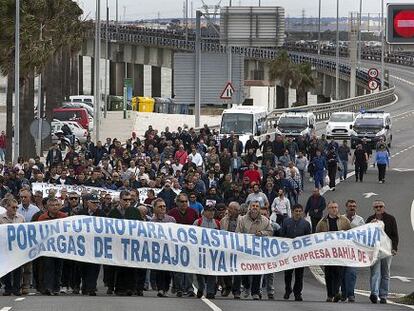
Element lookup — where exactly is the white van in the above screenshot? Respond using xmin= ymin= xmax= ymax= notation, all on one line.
xmin=219 ymin=106 xmax=269 ymax=148
xmin=276 ymin=110 xmax=316 ymax=138
xmin=69 ymin=95 xmax=94 ymax=108
xmin=326 ymin=112 xmax=356 ymax=140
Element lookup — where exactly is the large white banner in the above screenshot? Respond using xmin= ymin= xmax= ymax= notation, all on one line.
xmin=32 ymin=183 xmax=180 ymax=203
xmin=0 ymin=217 xmax=392 ymax=278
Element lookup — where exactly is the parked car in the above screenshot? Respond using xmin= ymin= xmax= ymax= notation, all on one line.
xmin=51 ymin=119 xmax=88 ymax=144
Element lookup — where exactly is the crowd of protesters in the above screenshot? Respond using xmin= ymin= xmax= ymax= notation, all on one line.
xmin=0 ymin=124 xmax=397 ymax=303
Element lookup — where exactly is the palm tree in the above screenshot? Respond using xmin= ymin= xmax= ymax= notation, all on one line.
xmin=292 ymin=62 xmax=318 ymax=106
xmin=0 ymin=0 xmax=85 ymax=159
xmin=269 ymin=50 xmax=297 ymax=108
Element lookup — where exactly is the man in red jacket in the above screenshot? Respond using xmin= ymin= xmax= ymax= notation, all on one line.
xmin=243 ymin=163 xmax=261 ymax=184
xmin=168 ymin=193 xmax=198 ymax=297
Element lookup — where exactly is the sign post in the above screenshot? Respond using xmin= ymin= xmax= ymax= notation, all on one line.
xmin=220 ymin=82 xmax=235 ymax=108
xmin=123 ymin=78 xmax=133 ymax=119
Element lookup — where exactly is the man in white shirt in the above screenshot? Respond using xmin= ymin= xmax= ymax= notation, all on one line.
xmin=341 ymin=199 xmax=365 ymax=303
xmin=188 ymin=147 xmax=203 ymax=168
xmin=270 ymin=189 xmax=291 ymax=225
xmin=17 ymin=189 xmax=39 ymax=295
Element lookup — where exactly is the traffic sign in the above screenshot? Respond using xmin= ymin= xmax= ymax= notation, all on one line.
xmin=220 ymin=82 xmax=235 ymax=100
xmin=29 ymin=119 xmax=51 ymax=140
xmin=368 ymin=79 xmax=379 ymax=91
xmin=387 ymin=4 xmax=414 ymax=44
xmin=368 ymin=68 xmax=379 ymax=79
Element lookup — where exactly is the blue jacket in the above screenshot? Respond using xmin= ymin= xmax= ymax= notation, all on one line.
xmin=312 ymin=155 xmax=326 ymax=171
xmin=375 ymin=151 xmax=389 ymax=165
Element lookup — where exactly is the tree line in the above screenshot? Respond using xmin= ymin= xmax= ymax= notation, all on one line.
xmin=0 ymin=0 xmax=88 ymax=160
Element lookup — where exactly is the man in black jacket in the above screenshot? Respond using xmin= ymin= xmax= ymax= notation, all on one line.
xmin=79 ymin=194 xmax=105 ymax=296
xmin=281 ymin=204 xmax=311 ymax=301
xmin=366 ymin=200 xmax=399 ymax=304
xmin=304 ymin=188 xmax=326 ymax=233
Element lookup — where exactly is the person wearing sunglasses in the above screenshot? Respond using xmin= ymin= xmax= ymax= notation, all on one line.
xmin=366 ymin=200 xmax=399 ymax=304
xmin=107 ymin=190 xmax=146 ymax=297
xmin=168 ymin=193 xmax=198 ymax=298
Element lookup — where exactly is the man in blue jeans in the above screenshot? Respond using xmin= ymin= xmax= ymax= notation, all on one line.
xmin=341 ymin=200 xmax=365 ymax=302
xmin=366 ymin=200 xmax=399 ymax=304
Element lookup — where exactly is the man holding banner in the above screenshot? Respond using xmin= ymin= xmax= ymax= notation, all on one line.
xmin=316 ymin=201 xmax=351 ymax=302
xmin=235 ymin=201 xmax=273 ymax=300
xmin=367 ymin=200 xmax=399 ymax=304
xmin=37 ymin=198 xmax=68 ymax=295
xmin=0 ymin=198 xmax=24 ymax=296
xmin=281 ymin=203 xmax=311 ymax=301
xmin=151 ymin=198 xmax=176 ymax=297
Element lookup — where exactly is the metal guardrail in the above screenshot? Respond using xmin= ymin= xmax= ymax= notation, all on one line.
xmin=193 ymin=87 xmax=395 ymax=133
xmin=265 ymin=86 xmax=396 ymax=127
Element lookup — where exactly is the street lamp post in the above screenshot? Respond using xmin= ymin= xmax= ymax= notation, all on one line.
xmin=357 ymin=0 xmax=362 ymax=68
xmin=318 ymin=0 xmax=321 ymax=55
xmin=335 ymin=0 xmax=340 ymax=100
xmin=13 ymin=0 xmax=20 ymax=163
xmin=381 ymin=0 xmax=385 ymax=90
xmin=94 ymin=0 xmax=101 ymax=142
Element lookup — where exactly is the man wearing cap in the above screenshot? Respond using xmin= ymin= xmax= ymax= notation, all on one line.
xmin=60 ymin=192 xmax=83 ymax=294
xmin=79 ymin=193 xmax=105 ymax=296
xmin=194 ymin=204 xmax=220 ymax=299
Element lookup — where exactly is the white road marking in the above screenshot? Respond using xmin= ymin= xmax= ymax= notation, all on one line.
xmin=411 ymin=200 xmax=414 ymax=232
xmin=192 ymin=285 xmax=222 ymax=311
xmin=14 ymin=298 xmax=25 ymax=302
xmin=0 ymin=308 xmax=12 ymax=311
xmin=201 ymin=297 xmax=223 ymax=311
xmin=391 ymin=276 xmax=414 ymax=283
xmin=309 ymin=266 xmax=413 ymax=308
xmin=390 ymin=144 xmax=414 ymax=158
xmin=393 ymin=168 xmax=414 ymax=172
xmin=363 ymin=192 xmax=378 ymax=199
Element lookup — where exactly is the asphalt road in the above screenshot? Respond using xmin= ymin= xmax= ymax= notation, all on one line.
xmin=1 ymin=58 xmax=414 ymax=311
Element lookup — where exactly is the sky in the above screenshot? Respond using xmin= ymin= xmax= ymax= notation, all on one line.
xmin=76 ymin=0 xmax=414 ymax=20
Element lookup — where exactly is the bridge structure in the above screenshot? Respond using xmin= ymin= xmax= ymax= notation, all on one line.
xmin=81 ymin=24 xmax=399 ymax=107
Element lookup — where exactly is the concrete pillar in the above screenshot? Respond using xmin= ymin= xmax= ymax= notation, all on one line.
xmin=109 ymin=61 xmax=116 ymax=95
xmin=151 ymin=66 xmax=162 ymax=98
xmin=276 ymin=85 xmax=285 ymax=108
xmin=339 ymin=79 xmax=349 ymax=99
xmin=132 ymin=64 xmax=144 ymax=96
xmin=78 ymin=55 xmax=84 ymax=95
xmin=109 ymin=61 xmax=126 ymax=96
